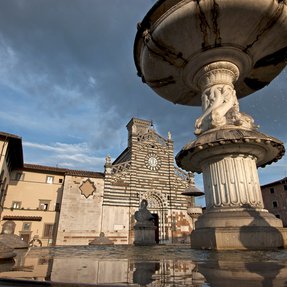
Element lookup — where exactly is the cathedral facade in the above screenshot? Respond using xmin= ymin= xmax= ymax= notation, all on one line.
xmin=56 ymin=118 xmax=194 ymax=245
xmin=0 ymin=118 xmax=198 ymax=246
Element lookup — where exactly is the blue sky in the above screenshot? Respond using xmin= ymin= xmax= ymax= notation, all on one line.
xmin=0 ymin=0 xmax=286 ymax=200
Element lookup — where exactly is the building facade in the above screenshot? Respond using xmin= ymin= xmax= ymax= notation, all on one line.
xmin=55 ymin=170 xmax=105 ymax=245
xmin=0 ymin=118 xmax=201 ymax=246
xmin=102 ymin=118 xmax=193 ymax=244
xmin=2 ymin=164 xmax=67 ymax=246
xmin=261 ymin=177 xmax=287 ymax=227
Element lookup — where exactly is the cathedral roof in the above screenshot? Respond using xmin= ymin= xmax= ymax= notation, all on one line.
xmin=112 ymin=147 xmax=131 ymax=165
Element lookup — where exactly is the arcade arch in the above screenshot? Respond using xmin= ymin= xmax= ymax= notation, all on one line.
xmin=142 ymin=190 xmax=170 ymax=243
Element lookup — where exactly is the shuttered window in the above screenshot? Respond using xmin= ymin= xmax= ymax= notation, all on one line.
xmin=43 ymin=224 xmax=54 ymax=238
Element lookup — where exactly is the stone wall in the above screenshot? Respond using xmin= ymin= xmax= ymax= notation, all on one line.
xmin=56 ymin=175 xmax=104 ymax=245
xmin=261 ymin=179 xmax=287 ymax=227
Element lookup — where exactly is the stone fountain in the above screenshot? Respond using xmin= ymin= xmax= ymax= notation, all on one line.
xmin=134 ymin=0 xmax=287 ymax=249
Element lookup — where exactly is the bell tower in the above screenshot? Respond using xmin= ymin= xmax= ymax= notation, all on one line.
xmin=126 ymin=118 xmax=153 ymax=147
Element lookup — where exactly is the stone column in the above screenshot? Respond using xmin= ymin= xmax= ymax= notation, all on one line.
xmin=194 ymin=61 xmax=252 ymax=135
xmin=176 ymin=61 xmax=285 ymax=249
xmin=202 ymin=154 xmax=263 ymax=210
xmin=194 ymin=62 xmax=264 ymax=211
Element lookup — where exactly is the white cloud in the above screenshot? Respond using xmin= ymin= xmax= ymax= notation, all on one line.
xmin=24 ymin=141 xmax=88 ymax=153
xmin=88 ymin=76 xmax=97 ymax=87
xmin=0 ymin=0 xmax=286 ymax=187
xmin=23 ymin=141 xmax=105 ymax=171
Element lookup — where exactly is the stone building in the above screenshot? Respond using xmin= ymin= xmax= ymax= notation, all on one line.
xmin=261 ymin=178 xmax=287 ymax=227
xmin=0 ymin=118 xmax=201 ymax=246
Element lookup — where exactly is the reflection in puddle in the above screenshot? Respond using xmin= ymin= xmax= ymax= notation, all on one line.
xmin=0 ymin=246 xmax=286 ymax=286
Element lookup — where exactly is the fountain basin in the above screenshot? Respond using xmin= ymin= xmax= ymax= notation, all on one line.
xmin=176 ymin=128 xmax=285 ymax=172
xmin=134 ymin=0 xmax=287 ymax=105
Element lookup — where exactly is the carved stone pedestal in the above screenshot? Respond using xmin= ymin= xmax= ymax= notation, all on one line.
xmin=134 ymin=223 xmax=156 ymax=246
xmin=133 ymin=199 xmax=156 ymax=246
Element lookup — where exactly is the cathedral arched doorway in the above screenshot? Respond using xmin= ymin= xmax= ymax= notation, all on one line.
xmin=142 ymin=191 xmax=168 ymax=244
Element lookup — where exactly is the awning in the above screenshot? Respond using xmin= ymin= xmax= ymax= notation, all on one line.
xmin=2 ymin=216 xmax=42 ymax=221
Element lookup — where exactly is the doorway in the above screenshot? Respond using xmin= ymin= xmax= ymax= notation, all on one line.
xmin=152 ymin=213 xmax=159 ymax=244
xmin=20 ymin=233 xmax=30 ymax=243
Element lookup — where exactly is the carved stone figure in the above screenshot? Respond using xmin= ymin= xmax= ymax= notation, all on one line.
xmin=134 ymin=199 xmax=154 ymax=224
xmin=1 ymin=221 xmax=15 ymax=235
xmin=0 ymin=221 xmax=28 ymax=249
xmin=134 ymin=199 xmax=156 ymax=245
xmin=195 ymin=83 xmax=257 ymax=135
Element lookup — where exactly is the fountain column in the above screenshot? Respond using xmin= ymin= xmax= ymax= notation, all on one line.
xmin=177 ymin=61 xmax=285 ymax=249
xmin=202 ymin=154 xmax=263 ymax=210
xmin=193 ymin=61 xmax=264 ymax=211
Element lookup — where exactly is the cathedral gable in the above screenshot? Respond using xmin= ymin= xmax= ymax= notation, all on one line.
xmin=136 ymin=130 xmax=168 ymax=148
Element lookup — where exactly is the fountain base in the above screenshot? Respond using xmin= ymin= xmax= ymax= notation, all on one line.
xmin=191 ymin=225 xmax=287 ymax=250
xmin=191 ymin=207 xmax=287 ymax=250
